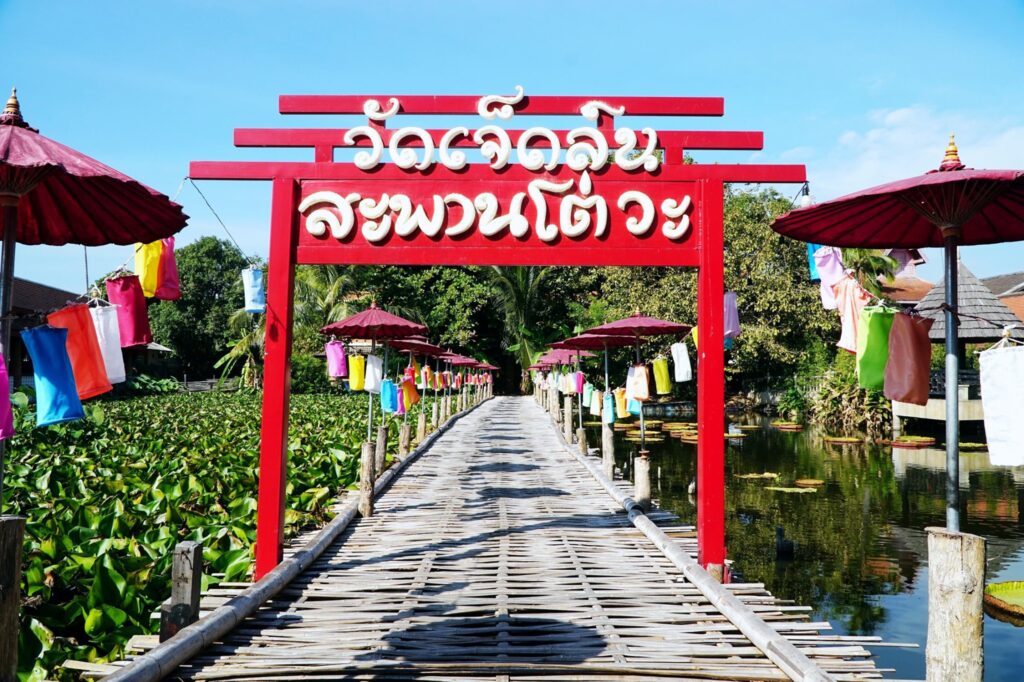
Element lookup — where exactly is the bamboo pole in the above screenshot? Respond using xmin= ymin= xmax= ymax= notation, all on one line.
xmin=0 ymin=516 xmax=25 ymax=682
xmin=374 ymin=424 xmax=387 ymax=476
xmin=358 ymin=442 xmax=374 ymax=518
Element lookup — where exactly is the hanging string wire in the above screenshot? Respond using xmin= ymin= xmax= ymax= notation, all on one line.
xmin=187 ymin=178 xmax=256 ymax=266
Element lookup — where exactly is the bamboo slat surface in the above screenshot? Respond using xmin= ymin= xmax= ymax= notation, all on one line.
xmin=143 ymin=397 xmax=911 ymax=681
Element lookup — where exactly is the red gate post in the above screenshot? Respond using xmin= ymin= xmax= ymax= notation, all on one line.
xmin=697 ymin=179 xmax=727 ymax=580
xmin=254 ymin=178 xmax=299 ymax=579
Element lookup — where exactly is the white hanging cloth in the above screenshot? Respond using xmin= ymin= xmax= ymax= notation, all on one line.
xmin=89 ymin=305 xmax=127 ymax=384
xmin=671 ymin=341 xmax=692 ymax=382
xmin=980 ymin=342 xmax=1024 ymax=466
xmin=364 ymin=354 xmax=383 ymax=394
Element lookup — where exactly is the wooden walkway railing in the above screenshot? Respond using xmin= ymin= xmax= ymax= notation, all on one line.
xmin=92 ymin=396 xmax=915 ymax=682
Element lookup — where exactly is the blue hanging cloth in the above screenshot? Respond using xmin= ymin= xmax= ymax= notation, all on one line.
xmin=380 ymin=379 xmax=398 ymax=414
xmin=603 ymin=393 xmax=616 ymax=425
xmin=20 ymin=326 xmax=86 ymax=427
xmin=807 ymin=243 xmax=823 ymax=282
xmin=242 ymin=267 xmax=266 ymax=314
xmin=627 ymin=398 xmax=642 ymax=416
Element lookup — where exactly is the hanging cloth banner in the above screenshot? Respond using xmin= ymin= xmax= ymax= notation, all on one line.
xmin=980 ymin=344 xmax=1024 ymax=466
xmin=348 ymin=354 xmax=366 ymax=391
xmin=883 ymin=313 xmax=933 ymax=405
xmin=692 ymin=326 xmax=698 ymax=351
xmin=724 ymin=291 xmax=741 ymax=339
xmin=590 ymin=389 xmax=602 ymax=416
xmin=627 ymin=398 xmax=642 ymax=415
xmin=671 ymin=341 xmax=692 ymax=382
xmin=154 ymin=237 xmax=181 ymax=301
xmin=856 ymin=306 xmax=896 ymax=390
xmin=582 ymin=382 xmax=593 ymax=406
xmin=814 ymin=247 xmax=845 ymax=310
xmin=20 ymin=326 xmax=86 ymax=427
xmin=380 ymin=379 xmax=398 ymax=413
xmin=402 ymin=378 xmax=421 ymax=409
xmin=364 ymin=355 xmax=383 ymax=394
xmin=653 ymin=357 xmax=671 ymax=395
xmin=604 ymin=391 xmax=617 ymax=424
xmin=807 ymin=243 xmax=823 ymax=282
xmin=834 ymin=277 xmax=871 ymax=354
xmin=631 ymin=364 xmax=650 ymax=401
xmin=325 ymin=340 xmax=348 ymax=378
xmin=574 ymin=371 xmax=585 ymax=395
xmin=105 ymin=275 xmax=153 ymax=347
xmin=242 ymin=267 xmax=266 ymax=314
xmin=88 ymin=305 xmax=127 ymax=385
xmin=134 ymin=241 xmax=163 ymax=298
xmin=47 ymin=304 xmax=114 ymax=400
xmin=614 ymin=387 xmax=629 ymax=419
xmin=0 ymin=354 xmax=14 ymax=440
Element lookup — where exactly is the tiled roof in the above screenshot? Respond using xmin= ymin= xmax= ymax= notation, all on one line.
xmin=1001 ymin=294 xmax=1024 ymax=325
xmin=880 ymin=276 xmax=933 ymax=303
xmin=11 ymin=277 xmax=78 ymax=314
xmin=981 ymin=271 xmax=1024 ymax=297
xmin=916 ymin=262 xmax=1024 ymax=340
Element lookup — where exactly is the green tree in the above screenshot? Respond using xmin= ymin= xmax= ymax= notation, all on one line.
xmin=292 ymin=264 xmax=358 ymax=355
xmin=486 ymin=266 xmax=551 ymax=391
xmin=842 ymin=248 xmax=899 ymax=298
xmin=214 ymin=309 xmax=264 ymax=389
xmin=148 ymin=237 xmax=251 ymax=377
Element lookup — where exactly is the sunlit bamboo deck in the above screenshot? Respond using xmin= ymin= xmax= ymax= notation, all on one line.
xmin=106 ymin=397 xmax=914 ymax=681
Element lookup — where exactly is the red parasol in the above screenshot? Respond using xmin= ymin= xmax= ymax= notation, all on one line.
xmin=387 ymin=336 xmax=443 ymax=357
xmin=772 ymin=136 xmax=1024 ymax=533
xmin=552 ymin=333 xmax=637 ymax=351
xmin=0 ymin=89 xmax=187 ymax=508
xmin=584 ymin=311 xmax=691 ymax=339
xmin=320 ymin=302 xmax=426 ymax=340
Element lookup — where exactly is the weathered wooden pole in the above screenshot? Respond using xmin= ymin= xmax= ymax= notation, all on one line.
xmin=0 ymin=516 xmax=25 ymax=682
xmin=634 ymin=453 xmax=652 ymax=512
xmin=374 ymin=423 xmax=388 ymax=475
xmin=576 ymin=427 xmax=588 ymax=455
xmin=416 ymin=411 xmax=427 ymax=443
xmin=159 ymin=541 xmax=203 ymax=642
xmin=358 ymin=442 xmax=374 ymax=517
xmin=431 ymin=400 xmax=439 ymax=429
xmin=563 ymin=396 xmax=573 ymax=442
xmin=926 ymin=527 xmax=985 ymax=682
xmin=602 ymin=422 xmax=615 ymax=479
xmin=398 ymin=422 xmax=411 ymax=458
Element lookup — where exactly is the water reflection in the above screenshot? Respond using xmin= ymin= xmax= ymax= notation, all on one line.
xmin=586 ymin=419 xmax=1024 ymax=682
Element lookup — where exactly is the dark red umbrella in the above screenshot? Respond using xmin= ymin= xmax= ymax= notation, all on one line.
xmin=321 ymin=302 xmax=426 ymax=339
xmin=0 ymin=89 xmax=187 ymax=507
xmin=387 ymin=336 xmax=443 ymax=357
xmin=554 ymin=333 xmax=638 ymax=396
xmin=772 ymin=136 xmax=1024 ymax=533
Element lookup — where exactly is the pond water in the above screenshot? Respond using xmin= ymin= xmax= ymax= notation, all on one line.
xmin=585 ymin=416 xmax=1024 ymax=681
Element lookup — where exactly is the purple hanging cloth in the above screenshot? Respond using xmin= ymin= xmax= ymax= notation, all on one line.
xmin=724 ymin=291 xmax=741 ymax=339
xmin=814 ymin=247 xmax=845 ymax=310
xmin=325 ymin=340 xmax=348 ymax=378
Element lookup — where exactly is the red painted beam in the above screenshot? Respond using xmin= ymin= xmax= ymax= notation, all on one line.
xmin=188 ymin=160 xmax=804 ymax=184
xmin=233 ymin=128 xmax=764 ymax=152
xmin=279 ymin=94 xmax=725 ymax=117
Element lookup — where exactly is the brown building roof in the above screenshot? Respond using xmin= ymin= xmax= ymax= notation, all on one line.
xmin=981 ymin=271 xmax=1024 ymax=297
xmin=1002 ymin=294 xmax=1024 ymax=325
xmin=880 ymin=276 xmax=933 ymax=304
xmin=11 ymin=277 xmax=78 ymax=314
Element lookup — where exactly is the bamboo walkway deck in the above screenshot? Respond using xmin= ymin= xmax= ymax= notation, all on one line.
xmin=114 ymin=396 xmax=913 ymax=681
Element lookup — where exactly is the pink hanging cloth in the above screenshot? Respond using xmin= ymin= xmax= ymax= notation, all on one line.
xmin=154 ymin=237 xmax=181 ymax=300
xmin=834 ymin=276 xmax=872 ymax=354
xmin=814 ymin=247 xmax=846 ymax=310
xmin=105 ymin=275 xmax=153 ymax=347
xmin=325 ymin=340 xmax=348 ymax=377
xmin=0 ymin=354 xmax=14 ymax=440
xmin=574 ymin=371 xmax=585 ymax=394
xmin=723 ymin=291 xmax=741 ymax=339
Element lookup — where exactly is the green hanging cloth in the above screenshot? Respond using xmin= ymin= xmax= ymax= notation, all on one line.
xmin=856 ymin=306 xmax=896 ymax=390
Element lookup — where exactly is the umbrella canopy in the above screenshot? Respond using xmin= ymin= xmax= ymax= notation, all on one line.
xmin=387 ymin=336 xmax=444 ymax=356
xmin=478 ymin=362 xmax=499 ymax=371
xmin=0 ymin=89 xmax=187 ymax=245
xmin=553 ymin=332 xmax=638 ymax=350
xmin=584 ymin=311 xmax=691 ymax=338
xmin=772 ymin=137 xmax=1024 ymax=248
xmin=916 ymin=261 xmax=1024 ymax=341
xmin=538 ymin=348 xmax=594 ymax=365
xmin=321 ymin=302 xmax=426 ymax=340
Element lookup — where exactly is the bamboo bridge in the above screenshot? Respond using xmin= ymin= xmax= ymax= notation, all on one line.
xmin=84 ymin=396 xmax=917 ymax=682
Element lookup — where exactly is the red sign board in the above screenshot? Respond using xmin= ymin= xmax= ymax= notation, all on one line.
xmin=190 ymin=88 xmax=805 ymax=580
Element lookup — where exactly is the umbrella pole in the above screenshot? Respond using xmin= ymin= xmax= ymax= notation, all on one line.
xmin=367 ymin=339 xmax=375 ymax=443
xmin=576 ymin=352 xmax=583 ymax=431
xmin=635 ymin=337 xmax=646 ymax=450
xmin=0 ymin=205 xmax=17 ymax=510
xmin=943 ymin=235 xmax=960 ymax=532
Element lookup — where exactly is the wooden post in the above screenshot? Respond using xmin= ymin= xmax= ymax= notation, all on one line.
xmin=159 ymin=541 xmax=202 ymax=642
xmin=374 ymin=424 xmax=388 ymax=475
xmin=398 ymin=422 xmax=411 ymax=457
xmin=358 ymin=442 xmax=374 ymax=517
xmin=576 ymin=427 xmax=588 ymax=455
xmin=416 ymin=412 xmax=427 ymax=443
xmin=602 ymin=422 xmax=615 ymax=480
xmin=635 ymin=453 xmax=652 ymax=512
xmin=0 ymin=516 xmax=25 ymax=682
xmin=926 ymin=527 xmax=985 ymax=682
xmin=563 ymin=396 xmax=573 ymax=442
xmin=431 ymin=401 xmax=439 ymax=429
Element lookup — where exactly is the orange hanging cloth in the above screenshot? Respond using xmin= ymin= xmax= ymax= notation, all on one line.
xmin=47 ymin=304 xmax=114 ymax=400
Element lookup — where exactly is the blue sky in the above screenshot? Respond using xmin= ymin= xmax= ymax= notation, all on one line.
xmin=3 ymin=0 xmax=1023 ymax=292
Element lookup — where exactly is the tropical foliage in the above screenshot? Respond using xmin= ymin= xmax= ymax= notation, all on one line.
xmin=7 ymin=391 xmax=387 ymax=680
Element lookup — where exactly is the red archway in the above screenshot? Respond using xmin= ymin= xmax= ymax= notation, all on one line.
xmin=190 ymin=90 xmax=804 ymax=579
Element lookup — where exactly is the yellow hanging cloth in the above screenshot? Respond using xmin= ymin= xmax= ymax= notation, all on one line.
xmin=653 ymin=357 xmax=671 ymax=395
xmin=692 ymin=326 xmax=699 ymax=351
xmin=402 ymin=378 xmax=420 ymax=409
xmin=614 ymin=387 xmax=628 ymax=419
xmin=134 ymin=241 xmax=163 ymax=298
xmin=348 ymin=354 xmax=366 ymax=391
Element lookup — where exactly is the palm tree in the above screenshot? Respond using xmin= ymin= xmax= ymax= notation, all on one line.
xmin=486 ymin=266 xmax=550 ymax=392
xmin=842 ymin=248 xmax=899 ymax=298
xmin=214 ymin=309 xmax=265 ymax=389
